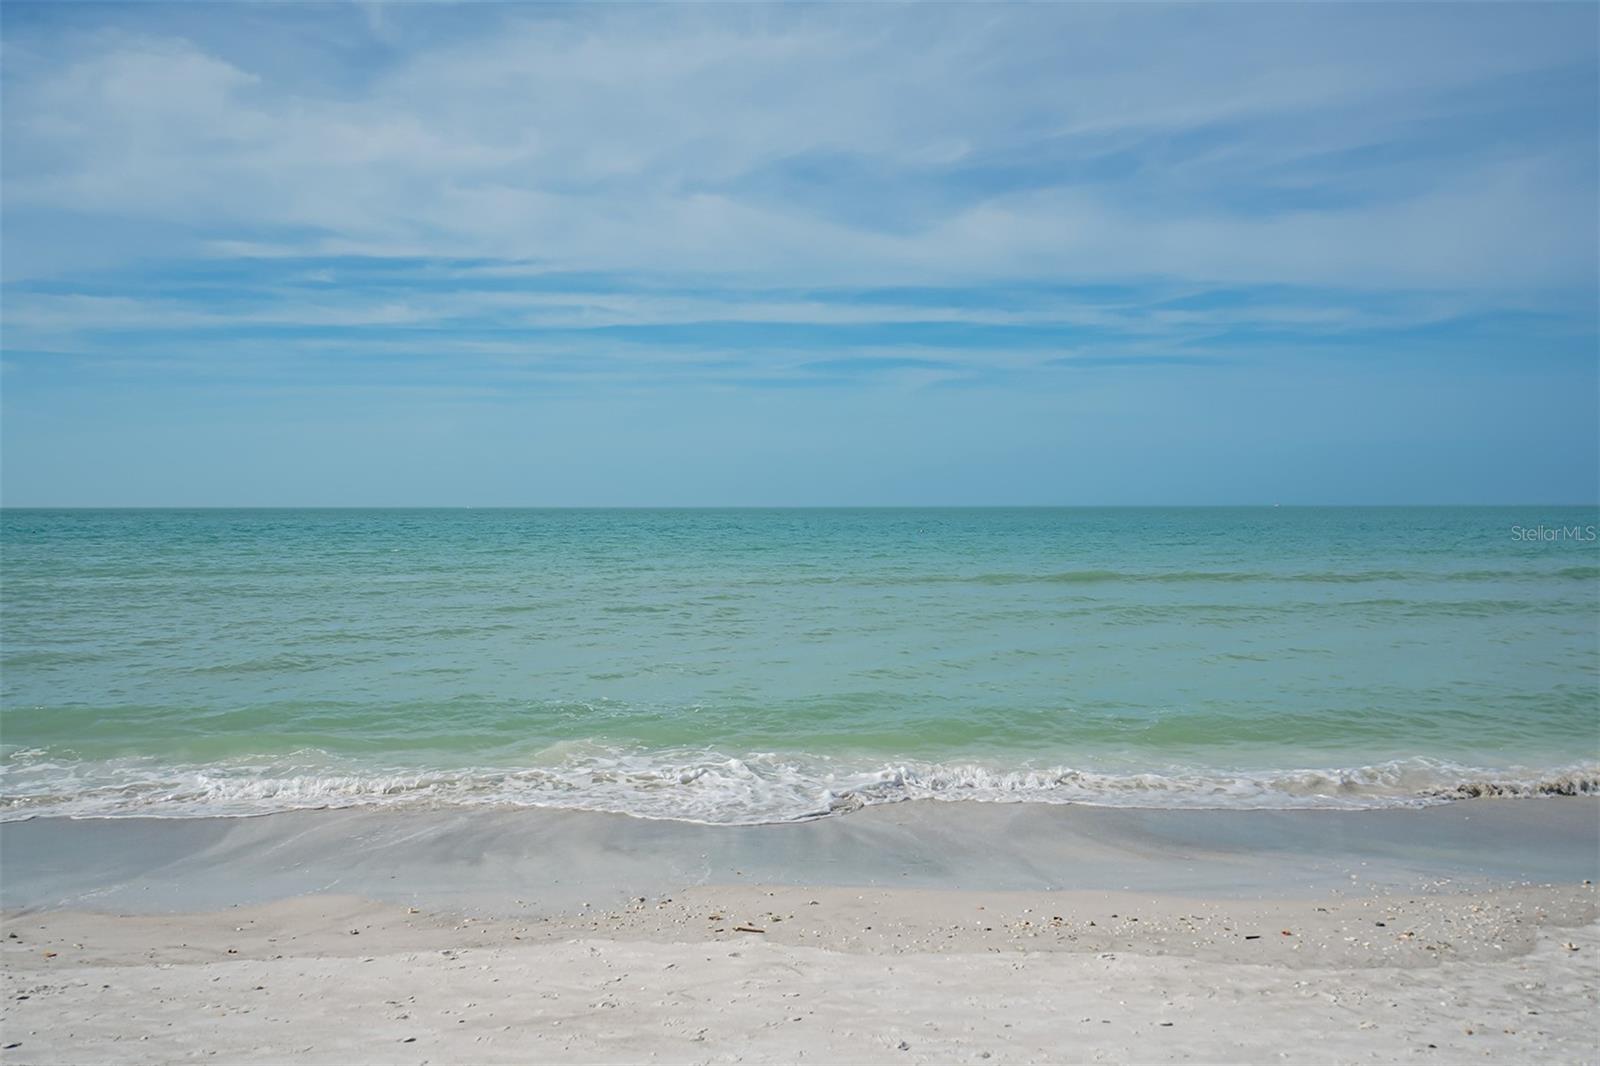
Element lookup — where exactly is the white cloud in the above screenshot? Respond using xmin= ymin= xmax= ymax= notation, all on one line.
xmin=1 ymin=4 xmax=1595 ymax=292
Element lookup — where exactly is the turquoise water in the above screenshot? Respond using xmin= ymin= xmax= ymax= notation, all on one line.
xmin=2 ymin=507 xmax=1596 ymax=822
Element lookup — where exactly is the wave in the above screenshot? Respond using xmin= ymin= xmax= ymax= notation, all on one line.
xmin=1 ymin=748 xmax=1594 ymax=825
xmin=731 ymin=566 xmax=1600 ymax=590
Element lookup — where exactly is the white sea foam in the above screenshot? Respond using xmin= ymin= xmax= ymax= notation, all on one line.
xmin=1 ymin=748 xmax=1595 ymax=824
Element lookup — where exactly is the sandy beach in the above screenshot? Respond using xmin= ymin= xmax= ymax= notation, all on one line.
xmin=4 ymin=0 xmax=1599 ymax=1059
xmin=2 ymin=799 xmax=1597 ymax=1063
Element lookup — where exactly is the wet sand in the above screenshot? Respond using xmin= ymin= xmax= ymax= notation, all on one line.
xmin=4 ymin=796 xmax=1598 ymax=916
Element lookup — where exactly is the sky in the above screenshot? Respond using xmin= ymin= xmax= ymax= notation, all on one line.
xmin=1 ymin=2 xmax=1596 ymax=507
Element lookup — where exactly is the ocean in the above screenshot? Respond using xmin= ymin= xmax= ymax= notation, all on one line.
xmin=1 ymin=507 xmax=1596 ymax=824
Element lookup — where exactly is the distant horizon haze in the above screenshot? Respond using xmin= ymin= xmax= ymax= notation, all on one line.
xmin=2 ymin=502 xmax=1599 ymax=511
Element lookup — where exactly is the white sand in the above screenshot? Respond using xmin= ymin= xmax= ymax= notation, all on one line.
xmin=3 ymin=883 xmax=1596 ymax=1064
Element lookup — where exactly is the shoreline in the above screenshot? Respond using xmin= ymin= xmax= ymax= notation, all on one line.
xmin=2 ymin=798 xmax=1596 ymax=1063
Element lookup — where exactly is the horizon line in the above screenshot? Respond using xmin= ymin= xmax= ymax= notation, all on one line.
xmin=3 ymin=503 xmax=1598 ymax=511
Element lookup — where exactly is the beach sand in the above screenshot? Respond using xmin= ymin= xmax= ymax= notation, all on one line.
xmin=2 ymin=799 xmax=1597 ymax=1063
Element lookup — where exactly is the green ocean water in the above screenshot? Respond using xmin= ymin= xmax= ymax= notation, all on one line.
xmin=1 ymin=507 xmax=1596 ymax=822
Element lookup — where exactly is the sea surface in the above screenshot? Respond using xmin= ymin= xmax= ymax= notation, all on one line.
xmin=2 ymin=507 xmax=1596 ymax=824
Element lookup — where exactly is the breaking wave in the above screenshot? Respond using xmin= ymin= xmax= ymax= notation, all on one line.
xmin=1 ymin=747 xmax=1595 ymax=825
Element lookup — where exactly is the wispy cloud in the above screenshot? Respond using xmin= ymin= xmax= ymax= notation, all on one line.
xmin=5 ymin=4 xmax=1596 ymax=288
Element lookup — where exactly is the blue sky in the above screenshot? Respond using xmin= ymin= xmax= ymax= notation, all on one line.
xmin=1 ymin=2 xmax=1596 ymax=505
